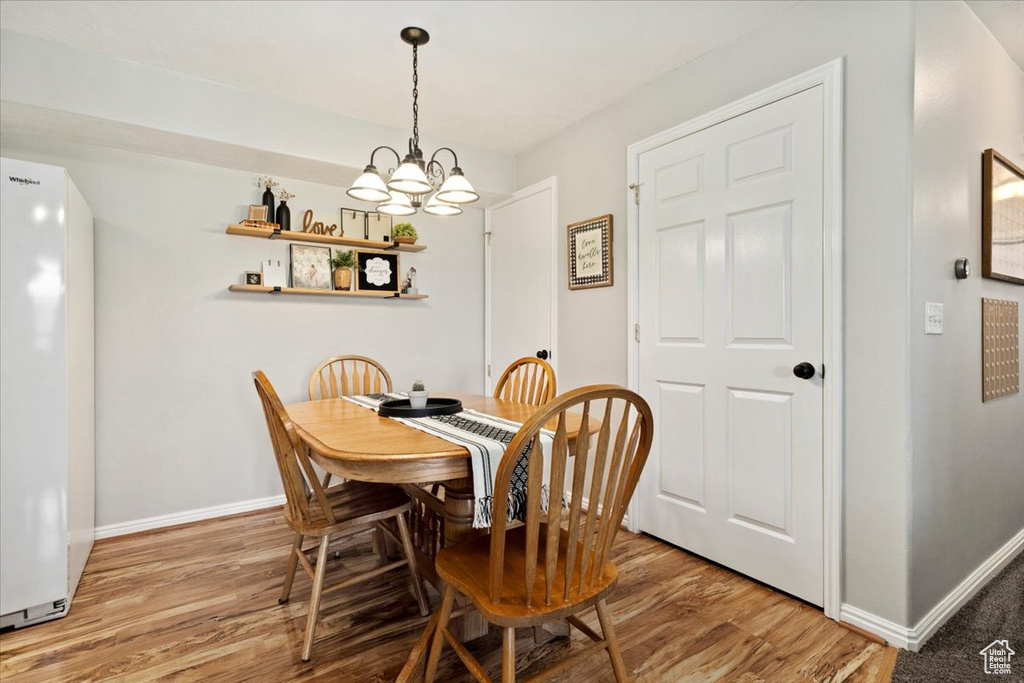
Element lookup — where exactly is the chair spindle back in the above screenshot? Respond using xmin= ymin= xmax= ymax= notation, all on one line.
xmin=493 ymin=357 xmax=557 ymax=406
xmin=309 ymin=355 xmax=393 ymax=400
xmin=487 ymin=385 xmax=653 ymax=606
xmin=254 ymin=371 xmax=335 ymax=527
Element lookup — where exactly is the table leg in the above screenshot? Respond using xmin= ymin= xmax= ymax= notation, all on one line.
xmin=441 ymin=478 xmax=492 ymax=642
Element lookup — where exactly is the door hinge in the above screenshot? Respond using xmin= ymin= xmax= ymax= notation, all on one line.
xmin=484 ymin=231 xmax=492 ymax=245
xmin=634 ymin=324 xmax=641 ymax=342
xmin=628 ymin=183 xmax=641 ymax=205
xmin=487 ymin=364 xmax=491 ymax=377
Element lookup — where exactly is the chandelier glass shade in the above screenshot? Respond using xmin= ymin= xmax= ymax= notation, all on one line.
xmin=423 ymin=192 xmax=463 ymax=216
xmin=346 ymin=27 xmax=479 ymax=217
xmin=347 ymin=166 xmax=391 ymax=203
xmin=377 ymin=191 xmax=417 ymax=217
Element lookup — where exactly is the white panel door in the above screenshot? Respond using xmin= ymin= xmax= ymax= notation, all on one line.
xmin=637 ymin=87 xmax=825 ymax=605
xmin=486 ymin=179 xmax=556 ymax=391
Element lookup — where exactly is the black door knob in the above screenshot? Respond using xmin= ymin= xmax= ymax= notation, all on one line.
xmin=793 ymin=362 xmax=816 ymax=380
xmin=536 ymin=350 xmax=549 ymax=360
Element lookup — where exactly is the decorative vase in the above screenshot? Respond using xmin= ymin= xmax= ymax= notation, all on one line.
xmin=408 ymin=390 xmax=429 ymax=409
xmin=275 ymin=200 xmax=291 ymax=231
xmin=393 ymin=236 xmax=416 ymax=245
xmin=333 ymin=267 xmax=353 ymax=291
xmin=262 ymin=187 xmax=275 ymax=225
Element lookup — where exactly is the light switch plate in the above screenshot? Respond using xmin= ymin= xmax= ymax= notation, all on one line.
xmin=926 ymin=302 xmax=943 ymax=335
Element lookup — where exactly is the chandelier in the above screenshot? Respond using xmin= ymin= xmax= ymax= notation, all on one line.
xmin=346 ymin=27 xmax=479 ymax=217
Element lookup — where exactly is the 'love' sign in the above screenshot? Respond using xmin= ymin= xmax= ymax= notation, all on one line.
xmin=302 ymin=209 xmax=338 ymax=236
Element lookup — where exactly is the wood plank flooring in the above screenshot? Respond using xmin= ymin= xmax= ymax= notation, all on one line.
xmin=0 ymin=507 xmax=895 ymax=682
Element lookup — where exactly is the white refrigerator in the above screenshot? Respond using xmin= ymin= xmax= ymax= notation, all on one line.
xmin=0 ymin=158 xmax=95 ymax=628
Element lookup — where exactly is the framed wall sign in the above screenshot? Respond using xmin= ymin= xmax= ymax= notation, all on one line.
xmin=983 ymin=148 xmax=1024 ymax=285
xmin=567 ymin=214 xmax=613 ymax=290
xmin=356 ymin=251 xmax=400 ymax=293
xmin=289 ymin=244 xmax=332 ymax=290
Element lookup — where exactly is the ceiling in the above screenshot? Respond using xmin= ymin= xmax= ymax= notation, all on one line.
xmin=965 ymin=1 xmax=1024 ymax=71
xmin=0 ymin=0 xmax=801 ymax=154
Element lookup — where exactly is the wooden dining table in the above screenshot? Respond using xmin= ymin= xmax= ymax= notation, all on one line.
xmin=285 ymin=391 xmax=590 ymax=644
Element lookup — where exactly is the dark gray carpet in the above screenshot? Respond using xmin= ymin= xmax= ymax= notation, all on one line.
xmin=894 ymin=550 xmax=1023 ymax=681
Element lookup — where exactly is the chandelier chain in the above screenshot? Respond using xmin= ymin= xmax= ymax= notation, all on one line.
xmin=411 ymin=41 xmax=419 ymax=154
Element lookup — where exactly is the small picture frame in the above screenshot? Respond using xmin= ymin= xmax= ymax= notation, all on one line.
xmin=567 ymin=214 xmax=613 ymax=290
xmin=262 ymin=259 xmax=287 ymax=287
xmin=340 ymin=207 xmax=366 ymax=238
xmin=247 ymin=204 xmax=269 ymax=222
xmin=356 ymin=250 xmax=401 ymax=293
xmin=244 ymin=271 xmax=263 ymax=286
xmin=289 ymin=244 xmax=332 ymax=290
xmin=983 ymin=148 xmax=1024 ymax=285
xmin=366 ymin=211 xmax=393 ymax=242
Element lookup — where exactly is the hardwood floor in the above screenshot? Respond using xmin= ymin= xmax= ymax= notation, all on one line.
xmin=0 ymin=507 xmax=895 ymax=682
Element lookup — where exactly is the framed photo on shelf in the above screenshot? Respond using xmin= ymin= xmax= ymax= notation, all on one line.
xmin=356 ymin=250 xmax=400 ymax=293
xmin=567 ymin=214 xmax=613 ymax=290
xmin=340 ymin=207 xmax=366 ymax=238
xmin=289 ymin=244 xmax=332 ymax=290
xmin=247 ymin=204 xmax=268 ymax=222
xmin=366 ymin=211 xmax=393 ymax=242
xmin=244 ymin=271 xmax=263 ymax=286
xmin=983 ymin=148 xmax=1024 ymax=285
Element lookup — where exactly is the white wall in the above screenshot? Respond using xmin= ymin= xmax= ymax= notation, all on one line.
xmin=0 ymin=29 xmax=515 ymax=198
xmin=515 ymin=0 xmax=916 ymax=625
xmin=910 ymin=0 xmax=1024 ymax=623
xmin=0 ymin=136 xmax=486 ymax=528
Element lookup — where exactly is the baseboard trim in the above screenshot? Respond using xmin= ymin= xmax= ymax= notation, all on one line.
xmin=840 ymin=526 xmax=1024 ymax=651
xmin=839 ymin=604 xmax=912 ymax=650
xmin=908 ymin=526 xmax=1024 ymax=651
xmin=95 ymin=494 xmax=286 ymax=539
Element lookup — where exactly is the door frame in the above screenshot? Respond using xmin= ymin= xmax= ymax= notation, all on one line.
xmin=625 ymin=59 xmax=845 ymax=619
xmin=484 ymin=176 xmax=559 ymax=394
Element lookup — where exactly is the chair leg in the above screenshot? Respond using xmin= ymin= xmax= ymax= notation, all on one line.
xmin=279 ymin=532 xmax=302 ymax=604
xmin=502 ymin=626 xmax=517 ymax=682
xmin=395 ymin=513 xmax=430 ymax=616
xmin=372 ymin=527 xmax=389 ymax=566
xmin=301 ymin=533 xmax=332 ymax=662
xmin=595 ymin=599 xmax=629 ymax=682
xmin=424 ymin=584 xmax=456 ymax=683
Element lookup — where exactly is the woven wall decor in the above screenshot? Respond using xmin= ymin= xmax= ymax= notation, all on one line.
xmin=982 ymin=298 xmax=1020 ymax=402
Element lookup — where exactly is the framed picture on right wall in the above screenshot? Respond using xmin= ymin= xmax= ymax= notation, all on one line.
xmin=982 ymin=148 xmax=1024 ymax=285
xmin=567 ymin=214 xmax=613 ymax=290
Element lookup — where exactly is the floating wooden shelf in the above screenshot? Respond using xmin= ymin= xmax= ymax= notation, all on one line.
xmin=226 ymin=224 xmax=427 ymax=252
xmin=228 ymin=284 xmax=428 ymax=300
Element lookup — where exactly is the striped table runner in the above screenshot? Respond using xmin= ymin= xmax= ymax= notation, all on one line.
xmin=343 ymin=393 xmax=554 ymax=528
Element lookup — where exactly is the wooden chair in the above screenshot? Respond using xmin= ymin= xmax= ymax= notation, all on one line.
xmin=253 ymin=370 xmax=428 ymax=661
xmin=309 ymin=354 xmax=393 ymax=400
xmin=309 ymin=354 xmax=393 ymax=490
xmin=493 ymin=357 xmax=557 ymax=406
xmin=424 ymin=385 xmax=653 ymax=682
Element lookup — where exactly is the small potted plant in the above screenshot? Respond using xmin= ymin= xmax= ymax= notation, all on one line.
xmin=392 ymin=222 xmax=418 ymax=245
xmin=331 ymin=249 xmax=355 ymax=291
xmin=408 ymin=380 xmax=428 ymax=409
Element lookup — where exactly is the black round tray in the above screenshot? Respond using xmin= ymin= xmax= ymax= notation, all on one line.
xmin=378 ymin=397 xmax=463 ymax=418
